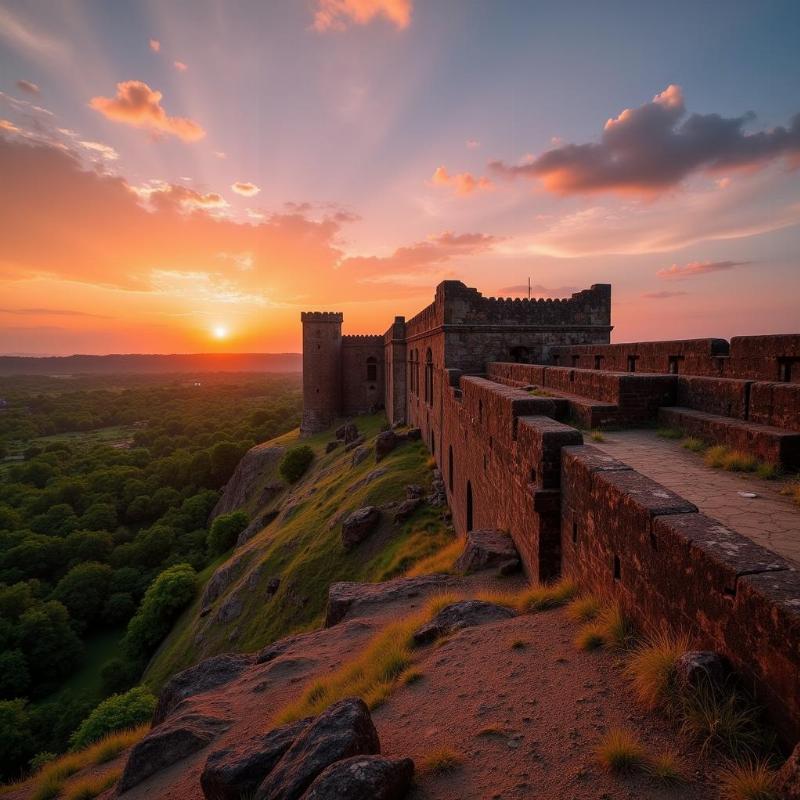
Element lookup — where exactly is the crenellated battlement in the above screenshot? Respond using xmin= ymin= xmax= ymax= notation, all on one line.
xmin=301 ymin=311 xmax=343 ymax=322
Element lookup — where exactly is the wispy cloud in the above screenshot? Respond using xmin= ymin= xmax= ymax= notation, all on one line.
xmin=641 ymin=290 xmax=689 ymax=299
xmin=490 ymin=85 xmax=800 ymax=197
xmin=431 ymin=165 xmax=492 ymax=196
xmin=0 ymin=6 xmax=69 ymax=60
xmin=90 ymin=81 xmax=205 ymax=141
xmin=173 ymin=60 xmax=188 ymax=72
xmin=0 ymin=307 xmax=110 ymax=318
xmin=16 ymin=80 xmax=40 ymax=95
xmin=657 ymin=260 xmax=748 ymax=280
xmin=313 ymin=0 xmax=412 ymax=31
xmin=149 ymin=38 xmax=161 ymax=52
xmin=231 ymin=181 xmax=260 ymax=197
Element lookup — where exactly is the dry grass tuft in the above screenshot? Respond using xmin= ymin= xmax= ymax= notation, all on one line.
xmin=682 ymin=436 xmax=707 ymax=453
xmin=704 ymin=444 xmax=730 ymax=468
xmin=274 ymin=610 xmax=426 ymax=725
xmin=644 ymin=750 xmax=685 ymax=784
xmin=566 ymin=595 xmax=602 ymax=623
xmin=595 ymin=729 xmax=646 ymax=773
xmin=625 ymin=630 xmax=691 ymax=709
xmin=401 ymin=668 xmax=423 ymax=685
xmin=63 ymin=770 xmax=121 ymax=800
xmin=423 ymin=591 xmax=463 ymax=617
xmin=576 ymin=604 xmax=636 ymax=651
xmin=478 ymin=578 xmax=577 ymax=614
xmin=657 ymin=427 xmax=683 ymax=440
xmin=719 ymin=758 xmax=778 ymax=800
xmin=420 ymin=747 xmax=462 ymax=774
xmin=755 ymin=462 xmax=779 ymax=480
xmin=779 ymin=481 xmax=800 ymax=507
xmin=510 ymin=638 xmax=526 ymax=650
xmin=405 ymin=539 xmax=463 ymax=577
xmin=575 ymin=624 xmax=605 ymax=651
xmin=722 ymin=450 xmax=758 ymax=472
xmin=590 ymin=430 xmax=606 ymax=442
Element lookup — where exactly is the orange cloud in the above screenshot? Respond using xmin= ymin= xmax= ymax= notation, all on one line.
xmin=657 ymin=260 xmax=748 ymax=280
xmin=149 ymin=39 xmax=160 ymax=52
xmin=89 ymin=80 xmax=205 ymax=141
xmin=313 ymin=0 xmax=411 ymax=31
xmin=490 ymin=85 xmax=800 ymax=196
xmin=173 ymin=60 xmax=188 ymax=72
xmin=431 ymin=165 xmax=492 ymax=196
xmin=231 ymin=181 xmax=260 ymax=197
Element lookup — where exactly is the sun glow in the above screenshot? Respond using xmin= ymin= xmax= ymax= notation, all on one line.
xmin=212 ymin=324 xmax=229 ymax=340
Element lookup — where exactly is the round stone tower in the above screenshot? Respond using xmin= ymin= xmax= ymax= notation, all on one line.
xmin=301 ymin=311 xmax=343 ymax=435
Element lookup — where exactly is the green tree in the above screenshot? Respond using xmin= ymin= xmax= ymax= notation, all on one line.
xmin=0 ymin=650 xmax=30 ymax=699
xmin=102 ymin=592 xmax=136 ymax=626
xmin=207 ymin=511 xmax=248 ymax=555
xmin=124 ymin=563 xmax=196 ymax=661
xmin=0 ymin=699 xmax=34 ymax=781
xmin=18 ymin=600 xmax=83 ymax=687
xmin=210 ymin=441 xmax=243 ymax=487
xmin=52 ymin=562 xmax=113 ymax=626
xmin=279 ymin=445 xmax=314 ymax=483
xmin=69 ymin=686 xmax=156 ymax=750
xmin=79 ymin=501 xmax=118 ymax=531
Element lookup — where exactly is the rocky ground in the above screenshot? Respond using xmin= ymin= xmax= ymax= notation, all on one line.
xmin=92 ymin=567 xmax=733 ymax=800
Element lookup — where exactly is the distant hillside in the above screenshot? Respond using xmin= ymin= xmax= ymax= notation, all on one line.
xmin=0 ymin=352 xmax=301 ymax=375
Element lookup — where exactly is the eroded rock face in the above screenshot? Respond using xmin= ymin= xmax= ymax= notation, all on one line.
xmin=154 ymin=653 xmax=254 ymax=725
xmin=117 ymin=712 xmax=231 ymax=793
xmin=200 ymin=553 xmax=251 ymax=614
xmin=413 ymin=600 xmax=516 ymax=646
xmin=256 ymin=698 xmax=380 ymax=800
xmin=375 ymin=430 xmax=398 ymax=461
xmin=302 ymin=755 xmax=414 ymax=800
xmin=351 ymin=446 xmax=370 ymax=467
xmin=200 ymin=718 xmax=310 ymax=800
xmin=210 ymin=443 xmax=285 ymax=520
xmin=454 ymin=530 xmax=520 ymax=575
xmin=394 ymin=498 xmax=421 ymax=523
xmin=776 ymin=742 xmax=800 ymax=800
xmin=341 ymin=506 xmax=380 ymax=550
xmin=675 ymin=651 xmax=729 ymax=692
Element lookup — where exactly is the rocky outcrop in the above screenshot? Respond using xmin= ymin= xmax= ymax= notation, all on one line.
xmin=200 ymin=718 xmax=310 ymax=800
xmin=375 ymin=430 xmax=398 ymax=461
xmin=303 ymin=755 xmax=414 ymax=799
xmin=454 ymin=530 xmax=520 ymax=575
xmin=200 ymin=553 xmax=252 ymax=615
xmin=351 ymin=446 xmax=370 ymax=467
xmin=211 ymin=443 xmax=285 ymax=520
xmin=341 ymin=506 xmax=380 ymax=550
xmin=325 ymin=440 xmax=339 ymax=454
xmin=413 ymin=600 xmax=516 ymax=645
xmin=118 ymin=712 xmax=231 ymax=793
xmin=675 ymin=651 xmax=729 ymax=692
xmin=336 ymin=423 xmax=359 ymax=444
xmin=154 ymin=653 xmax=254 ymax=725
xmin=393 ymin=498 xmax=421 ymax=523
xmin=256 ymin=698 xmax=380 ymax=800
xmin=325 ymin=574 xmax=459 ymax=627
xmin=427 ymin=469 xmax=446 ymax=507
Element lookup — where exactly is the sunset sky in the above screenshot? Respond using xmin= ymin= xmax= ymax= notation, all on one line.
xmin=1 ymin=0 xmax=799 ymax=355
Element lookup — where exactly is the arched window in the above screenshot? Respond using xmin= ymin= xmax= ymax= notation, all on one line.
xmin=424 ymin=348 xmax=433 ymax=406
xmin=366 ymin=356 xmax=377 ymax=382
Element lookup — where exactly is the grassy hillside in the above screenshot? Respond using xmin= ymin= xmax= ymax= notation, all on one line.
xmin=144 ymin=414 xmax=454 ymax=689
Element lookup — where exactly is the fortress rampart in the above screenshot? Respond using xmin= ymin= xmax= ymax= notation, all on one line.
xmin=301 ymin=281 xmax=800 ymax=743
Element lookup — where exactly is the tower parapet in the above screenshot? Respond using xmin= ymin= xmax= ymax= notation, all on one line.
xmin=301 ymin=311 xmax=343 ymax=435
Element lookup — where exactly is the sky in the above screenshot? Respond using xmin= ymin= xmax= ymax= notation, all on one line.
xmin=1 ymin=0 xmax=799 ymax=355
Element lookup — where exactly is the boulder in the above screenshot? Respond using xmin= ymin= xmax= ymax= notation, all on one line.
xmin=302 ymin=756 xmax=414 ymax=800
xmin=675 ymin=651 xmax=729 ymax=692
xmin=325 ymin=575 xmax=458 ymax=627
xmin=118 ymin=712 xmax=231 ymax=793
xmin=335 ymin=425 xmax=346 ymax=440
xmin=393 ymin=498 xmax=421 ymax=523
xmin=413 ymin=600 xmax=516 ymax=646
xmin=341 ymin=506 xmax=380 ymax=550
xmin=351 ymin=446 xmax=370 ymax=467
xmin=405 ymin=428 xmax=421 ymax=441
xmin=341 ymin=423 xmax=359 ymax=444
xmin=200 ymin=718 xmax=310 ymax=800
xmin=374 ymin=430 xmax=398 ymax=461
xmin=454 ymin=530 xmax=520 ymax=575
xmin=154 ymin=653 xmax=254 ymax=725
xmin=325 ymin=441 xmax=340 ymax=454
xmin=776 ymin=742 xmax=800 ymax=800
xmin=200 ymin=552 xmax=251 ymax=613
xmin=256 ymin=698 xmax=380 ymax=800
xmin=344 ymin=436 xmax=365 ymax=452
xmin=406 ymin=484 xmax=424 ymax=500
xmin=215 ymin=596 xmax=244 ymax=623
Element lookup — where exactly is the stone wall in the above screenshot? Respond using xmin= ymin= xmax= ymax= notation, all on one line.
xmin=383 ymin=317 xmax=407 ymax=426
xmin=560 ymin=444 xmax=800 ymax=744
xmin=341 ymin=335 xmax=385 ymax=416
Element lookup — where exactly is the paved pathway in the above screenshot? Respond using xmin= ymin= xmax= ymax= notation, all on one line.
xmin=591 ymin=429 xmax=800 ymax=568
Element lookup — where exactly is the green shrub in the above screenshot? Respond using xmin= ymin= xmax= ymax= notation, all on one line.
xmin=123 ymin=563 xmax=196 ymax=661
xmin=69 ymin=687 xmax=155 ymax=750
xmin=279 ymin=446 xmax=314 ymax=483
xmin=207 ymin=511 xmax=248 ymax=555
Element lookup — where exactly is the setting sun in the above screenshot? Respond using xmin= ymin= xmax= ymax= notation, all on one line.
xmin=212 ymin=325 xmax=229 ymax=340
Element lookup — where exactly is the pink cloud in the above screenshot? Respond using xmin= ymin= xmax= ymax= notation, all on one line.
xmin=642 ymin=290 xmax=689 ymax=299
xmin=89 ymin=80 xmax=205 ymax=141
xmin=657 ymin=260 xmax=748 ymax=280
xmin=490 ymin=85 xmax=800 ymax=196
xmin=149 ymin=38 xmax=160 ymax=52
xmin=173 ymin=60 xmax=188 ymax=72
xmin=313 ymin=0 xmax=411 ymax=31
xmin=431 ymin=165 xmax=492 ymax=196
xmin=231 ymin=181 xmax=260 ymax=197
xmin=16 ymin=79 xmax=39 ymax=95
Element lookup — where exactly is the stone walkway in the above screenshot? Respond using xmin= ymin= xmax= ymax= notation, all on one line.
xmin=592 ymin=429 xmax=800 ymax=568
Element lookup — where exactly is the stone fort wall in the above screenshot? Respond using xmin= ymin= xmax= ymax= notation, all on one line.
xmin=301 ymin=281 xmax=800 ymax=742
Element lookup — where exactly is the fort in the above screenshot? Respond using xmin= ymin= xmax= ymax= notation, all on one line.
xmin=302 ymin=280 xmax=800 ymax=743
